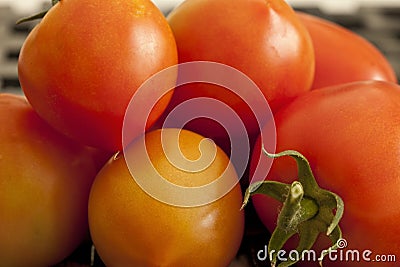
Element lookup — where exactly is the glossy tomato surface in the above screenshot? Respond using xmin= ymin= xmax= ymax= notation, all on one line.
xmin=89 ymin=128 xmax=244 ymax=267
xmin=297 ymin=12 xmax=397 ymax=89
xmin=18 ymin=0 xmax=178 ymax=151
xmin=0 ymin=93 xmax=100 ymax=267
xmin=250 ymin=81 xmax=400 ymax=266
xmin=163 ymin=0 xmax=314 ymax=143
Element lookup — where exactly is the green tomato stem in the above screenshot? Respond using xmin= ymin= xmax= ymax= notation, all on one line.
xmin=242 ymin=146 xmax=345 ymax=267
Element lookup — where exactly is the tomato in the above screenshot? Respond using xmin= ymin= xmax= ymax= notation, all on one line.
xmin=161 ymin=0 xmax=314 ymax=146
xmin=0 ymin=93 xmax=101 ymax=267
xmin=297 ymin=12 xmax=398 ymax=89
xmin=18 ymin=0 xmax=178 ymax=151
xmin=88 ymin=128 xmax=244 ymax=266
xmin=250 ymin=81 xmax=400 ymax=266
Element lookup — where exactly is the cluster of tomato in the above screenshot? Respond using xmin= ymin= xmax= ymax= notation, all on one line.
xmin=1 ymin=0 xmax=399 ymax=266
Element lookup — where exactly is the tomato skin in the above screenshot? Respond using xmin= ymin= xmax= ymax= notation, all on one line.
xmin=89 ymin=128 xmax=244 ymax=267
xmin=163 ymin=0 xmax=314 ymax=142
xmin=297 ymin=12 xmax=397 ymax=89
xmin=250 ymin=81 xmax=400 ymax=266
xmin=0 ymin=93 xmax=100 ymax=267
xmin=18 ymin=0 xmax=178 ymax=151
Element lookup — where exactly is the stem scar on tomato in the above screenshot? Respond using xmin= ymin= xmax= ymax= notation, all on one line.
xmin=242 ymin=145 xmax=344 ymax=267
xmin=16 ymin=0 xmax=60 ymax=25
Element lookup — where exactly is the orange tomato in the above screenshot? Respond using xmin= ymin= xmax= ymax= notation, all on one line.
xmin=18 ymin=0 xmax=178 ymax=151
xmin=88 ymin=128 xmax=244 ymax=267
xmin=251 ymin=81 xmax=400 ymax=266
xmin=0 ymin=93 xmax=100 ymax=267
xmin=161 ymin=0 xmax=314 ymax=145
xmin=297 ymin=12 xmax=397 ymax=89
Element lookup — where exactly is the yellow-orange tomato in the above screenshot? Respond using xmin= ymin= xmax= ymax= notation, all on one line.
xmin=89 ymin=128 xmax=244 ymax=267
xmin=18 ymin=0 xmax=178 ymax=151
xmin=0 ymin=93 xmax=101 ymax=267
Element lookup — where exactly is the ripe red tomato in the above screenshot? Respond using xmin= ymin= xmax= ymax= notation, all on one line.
xmin=297 ymin=12 xmax=397 ymax=89
xmin=250 ymin=81 xmax=400 ymax=266
xmin=0 ymin=93 xmax=101 ymax=267
xmin=18 ymin=0 xmax=178 ymax=151
xmin=89 ymin=128 xmax=244 ymax=266
xmin=162 ymin=0 xmax=314 ymax=145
